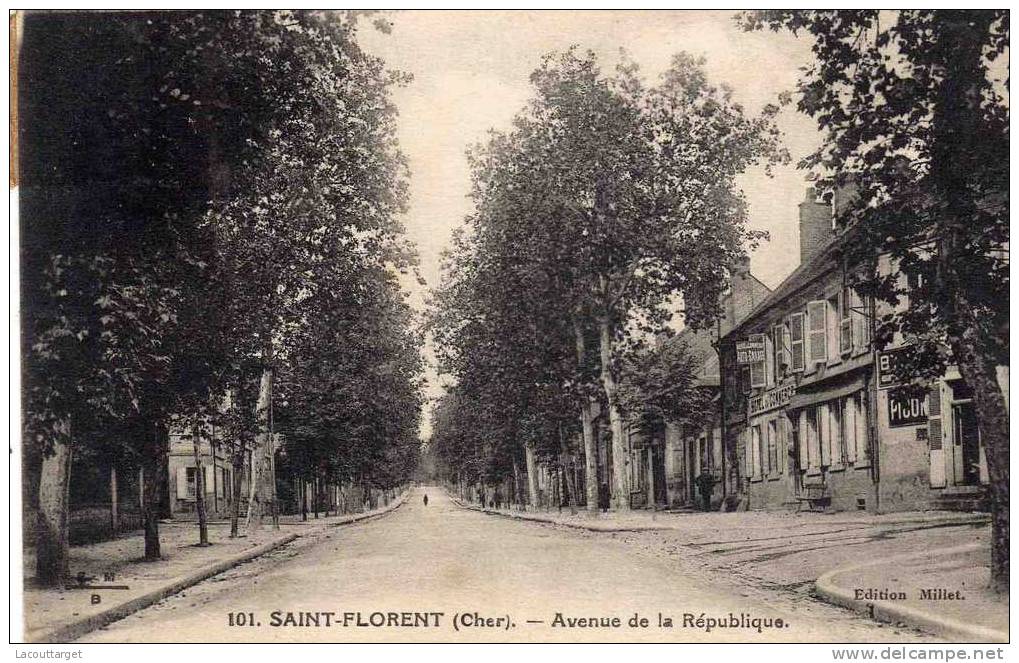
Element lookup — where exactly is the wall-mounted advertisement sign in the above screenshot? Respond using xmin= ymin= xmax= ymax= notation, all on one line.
xmin=749 ymin=383 xmax=795 ymax=417
xmin=887 ymin=387 xmax=928 ymax=428
xmin=736 ymin=336 xmax=766 ymax=365
xmin=877 ymin=346 xmax=911 ymax=390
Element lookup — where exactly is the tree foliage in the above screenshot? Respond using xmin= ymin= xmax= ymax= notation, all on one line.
xmin=741 ymin=9 xmax=1009 ymax=591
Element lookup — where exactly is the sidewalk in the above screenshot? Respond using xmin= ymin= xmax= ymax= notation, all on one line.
xmin=22 ymin=491 xmax=407 ymax=643
xmin=454 ymin=496 xmax=1004 ymax=642
xmin=817 ymin=544 xmax=1007 ymax=642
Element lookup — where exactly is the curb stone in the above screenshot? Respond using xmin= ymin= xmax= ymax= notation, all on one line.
xmin=450 ymin=494 xmax=986 ymax=534
xmin=30 ymin=489 xmax=409 ymax=643
xmin=814 ymin=543 xmax=1007 ymax=643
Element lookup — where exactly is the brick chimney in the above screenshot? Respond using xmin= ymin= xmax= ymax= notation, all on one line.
xmin=723 ymin=255 xmax=754 ymax=335
xmin=799 ymin=187 xmax=833 ymax=265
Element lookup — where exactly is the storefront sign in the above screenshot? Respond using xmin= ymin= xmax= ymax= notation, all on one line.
xmin=887 ymin=387 xmax=928 ymax=428
xmin=877 ymin=346 xmax=911 ymax=390
xmin=737 ymin=337 xmax=766 ymax=365
xmin=749 ymin=383 xmax=795 ymax=417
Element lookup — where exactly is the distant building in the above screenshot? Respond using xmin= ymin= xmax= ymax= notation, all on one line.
xmin=166 ymin=422 xmax=254 ymax=519
xmin=656 ymin=257 xmax=772 ymax=510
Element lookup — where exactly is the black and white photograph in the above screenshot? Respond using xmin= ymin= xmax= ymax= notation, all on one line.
xmin=9 ymin=8 xmax=1010 ymax=652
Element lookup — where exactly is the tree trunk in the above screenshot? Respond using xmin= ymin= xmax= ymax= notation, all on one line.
xmin=313 ymin=477 xmax=320 ymax=519
xmin=559 ymin=426 xmax=578 ymax=513
xmin=597 ymin=315 xmax=630 ymax=511
xmin=524 ymin=442 xmax=540 ymax=509
xmin=143 ymin=421 xmax=168 ymax=560
xmin=949 ymin=297 xmax=1009 ymax=592
xmin=109 ymin=465 xmax=119 ymax=535
xmin=246 ymin=363 xmax=273 ymax=531
xmin=35 ymin=426 xmax=72 ymax=587
xmin=230 ymin=450 xmax=243 ymax=538
xmin=928 ymin=11 xmax=1007 ymax=593
xmin=573 ymin=318 xmax=601 ymax=513
xmin=512 ymin=457 xmax=524 ymax=509
xmin=191 ymin=416 xmax=209 ymax=546
xmin=301 ymin=478 xmax=308 ymax=521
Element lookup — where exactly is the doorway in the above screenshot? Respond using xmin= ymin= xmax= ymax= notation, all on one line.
xmin=951 ymin=401 xmax=982 ymax=486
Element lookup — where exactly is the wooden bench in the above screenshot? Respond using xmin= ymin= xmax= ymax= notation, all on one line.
xmin=796 ymin=480 xmax=831 ymax=512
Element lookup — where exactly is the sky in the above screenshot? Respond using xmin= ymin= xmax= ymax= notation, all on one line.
xmin=358 ymin=10 xmax=824 ymax=435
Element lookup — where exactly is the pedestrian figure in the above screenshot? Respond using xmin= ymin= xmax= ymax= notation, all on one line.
xmin=423 ymin=494 xmax=428 ymax=507
xmin=695 ymin=472 xmax=714 ymax=511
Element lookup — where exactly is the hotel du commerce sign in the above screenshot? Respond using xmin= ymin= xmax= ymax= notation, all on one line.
xmin=748 ymin=383 xmax=796 ymax=417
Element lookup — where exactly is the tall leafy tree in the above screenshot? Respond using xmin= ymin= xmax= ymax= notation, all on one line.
xmin=742 ymin=9 xmax=1009 ymax=591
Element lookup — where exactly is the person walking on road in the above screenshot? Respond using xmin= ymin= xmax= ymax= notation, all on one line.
xmin=423 ymin=494 xmax=429 ymax=507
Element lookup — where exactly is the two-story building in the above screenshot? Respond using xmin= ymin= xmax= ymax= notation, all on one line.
xmin=658 ymin=257 xmax=772 ymax=510
xmin=720 ymin=187 xmax=992 ymax=513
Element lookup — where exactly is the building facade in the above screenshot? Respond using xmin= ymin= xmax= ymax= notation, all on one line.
xmin=659 ymin=258 xmax=772 ymax=510
xmin=720 ymin=188 xmax=993 ymax=513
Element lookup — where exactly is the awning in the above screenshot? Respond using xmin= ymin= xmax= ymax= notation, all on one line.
xmin=788 ymin=373 xmax=868 ymax=411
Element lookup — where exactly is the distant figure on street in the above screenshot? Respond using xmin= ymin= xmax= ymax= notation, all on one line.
xmin=695 ymin=472 xmax=714 ymax=511
xmin=423 ymin=494 xmax=429 ymax=507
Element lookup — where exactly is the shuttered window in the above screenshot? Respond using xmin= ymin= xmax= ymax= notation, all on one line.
xmin=845 ymin=396 xmax=857 ymax=464
xmin=749 ymin=333 xmax=767 ymax=388
xmin=855 ymin=392 xmax=870 ymax=464
xmin=798 ymin=410 xmax=809 ymax=469
xmin=773 ymin=324 xmax=789 ymax=381
xmin=818 ymin=404 xmax=831 ymax=467
xmin=789 ymin=313 xmax=805 ymax=372
xmin=840 ymin=290 xmax=853 ymax=355
xmin=928 ymin=384 xmax=946 ymax=488
xmin=807 ymin=301 xmax=828 ymax=366
xmin=851 ymin=288 xmax=870 ymax=352
xmin=767 ymin=419 xmax=779 ymax=475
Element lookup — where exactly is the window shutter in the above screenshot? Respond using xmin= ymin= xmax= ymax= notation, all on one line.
xmin=845 ymin=397 xmax=857 ymax=463
xmin=764 ymin=333 xmax=775 ymax=387
xmin=744 ymin=429 xmax=753 ymax=478
xmin=754 ymin=427 xmax=763 ymax=478
xmin=856 ymin=393 xmax=870 ymax=463
xmin=818 ymin=404 xmax=831 ymax=466
xmin=928 ymin=384 xmax=947 ymax=488
xmin=798 ymin=410 xmax=809 ymax=469
xmin=778 ymin=417 xmax=788 ymax=474
xmin=807 ymin=301 xmax=828 ymax=365
xmin=176 ymin=467 xmax=190 ymax=500
xmin=773 ymin=324 xmax=789 ymax=379
xmin=204 ymin=465 xmax=214 ymax=492
xmin=839 ymin=291 xmax=853 ymax=355
xmin=789 ymin=313 xmax=805 ymax=372
xmin=851 ymin=289 xmax=870 ymax=351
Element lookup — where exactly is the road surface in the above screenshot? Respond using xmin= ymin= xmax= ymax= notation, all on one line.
xmin=81 ymin=487 xmax=934 ymax=643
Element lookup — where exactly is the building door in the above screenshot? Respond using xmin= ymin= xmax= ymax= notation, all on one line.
xmin=952 ymin=402 xmax=982 ymax=486
xmin=651 ymin=443 xmax=668 ymax=506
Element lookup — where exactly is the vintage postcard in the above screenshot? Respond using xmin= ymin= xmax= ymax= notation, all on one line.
xmin=11 ymin=8 xmax=1009 ymax=652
